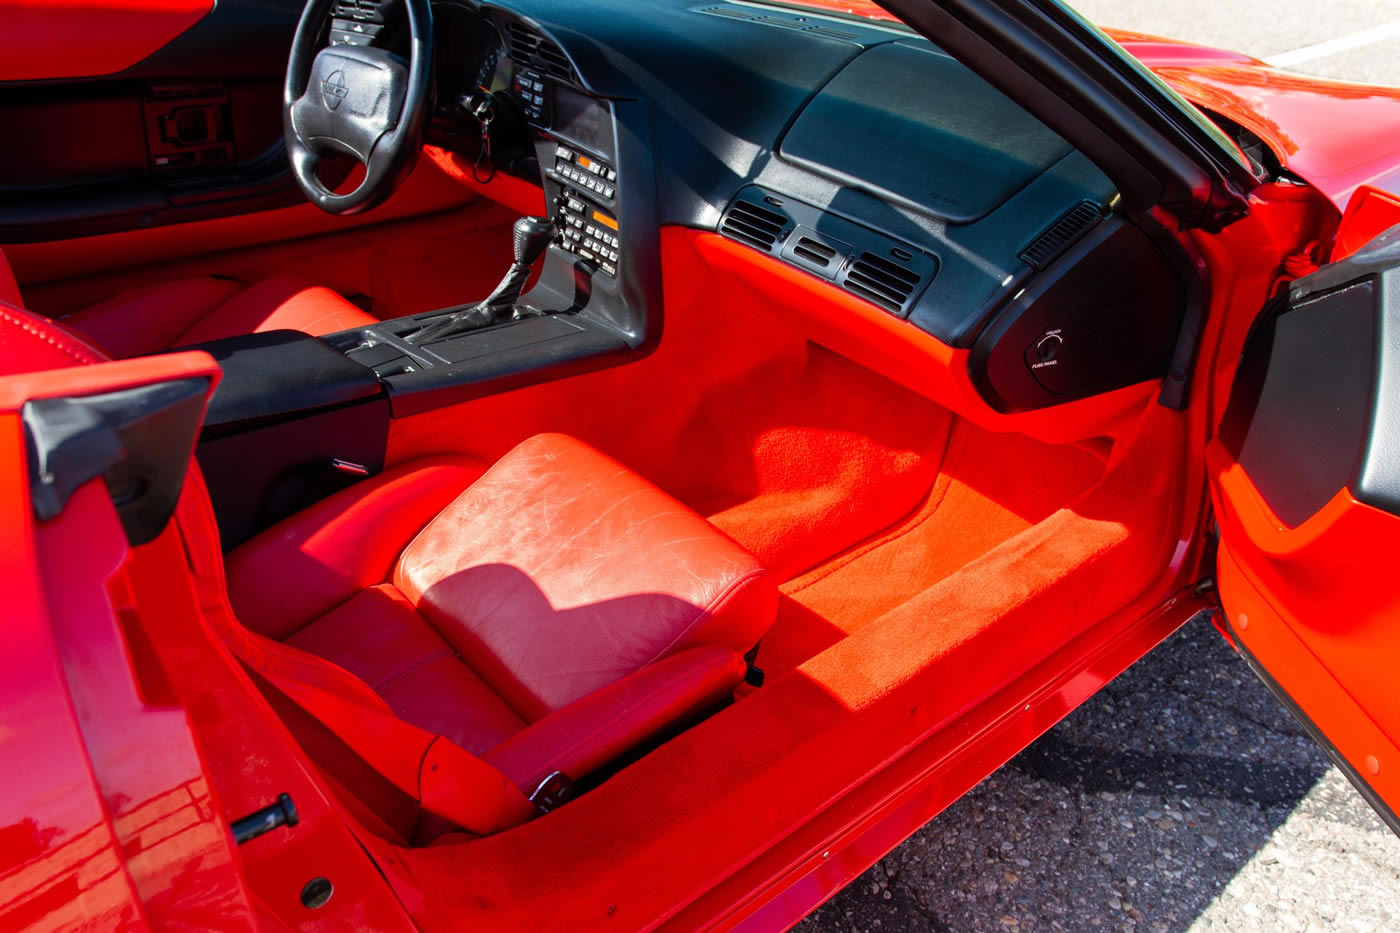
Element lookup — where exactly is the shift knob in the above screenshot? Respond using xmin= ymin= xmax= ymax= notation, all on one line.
xmin=513 ymin=216 xmax=558 ymax=267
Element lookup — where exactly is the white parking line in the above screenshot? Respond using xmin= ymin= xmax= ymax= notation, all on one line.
xmin=1264 ymin=19 xmax=1400 ymax=67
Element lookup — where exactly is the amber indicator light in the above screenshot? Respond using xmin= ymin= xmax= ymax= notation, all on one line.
xmin=592 ymin=211 xmax=619 ymax=230
xmin=578 ymin=156 xmax=593 ymax=169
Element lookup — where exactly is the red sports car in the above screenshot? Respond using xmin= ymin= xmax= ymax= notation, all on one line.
xmin=3 ymin=0 xmax=1399 ymax=928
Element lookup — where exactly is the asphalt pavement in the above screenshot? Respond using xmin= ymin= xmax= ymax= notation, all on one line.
xmin=799 ymin=3 xmax=1400 ymax=929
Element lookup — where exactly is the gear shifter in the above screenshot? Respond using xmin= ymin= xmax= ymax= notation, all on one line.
xmin=408 ymin=216 xmax=559 ymax=345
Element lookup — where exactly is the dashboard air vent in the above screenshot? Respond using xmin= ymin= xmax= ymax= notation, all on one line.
xmin=842 ymin=251 xmax=924 ymax=314
xmin=1020 ymin=200 xmax=1102 ymax=269
xmin=693 ymin=5 xmax=864 ymax=43
xmin=804 ymin=25 xmax=861 ymax=40
xmin=504 ymin=22 xmax=575 ymax=81
xmin=720 ymin=200 xmax=791 ymax=251
xmin=793 ymin=236 xmax=837 ymax=269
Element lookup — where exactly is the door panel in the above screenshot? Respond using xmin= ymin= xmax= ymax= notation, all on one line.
xmin=0 ymin=0 xmax=315 ymax=240
xmin=1209 ymin=216 xmax=1400 ymax=831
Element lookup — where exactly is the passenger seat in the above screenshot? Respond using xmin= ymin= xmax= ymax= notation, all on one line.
xmin=0 ymin=247 xmax=375 ymax=359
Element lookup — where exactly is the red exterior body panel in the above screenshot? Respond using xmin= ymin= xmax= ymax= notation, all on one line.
xmin=0 ymin=413 xmax=153 ymax=931
xmin=0 ymin=352 xmax=257 ymax=931
xmin=0 ymin=352 xmax=420 ymax=930
xmin=1145 ymin=60 xmax=1400 ymax=210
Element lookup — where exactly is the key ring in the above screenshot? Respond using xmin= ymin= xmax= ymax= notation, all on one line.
xmin=472 ymin=92 xmax=497 ymax=183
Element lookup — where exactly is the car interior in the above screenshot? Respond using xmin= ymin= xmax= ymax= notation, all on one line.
xmin=0 ymin=0 xmax=1289 ymax=926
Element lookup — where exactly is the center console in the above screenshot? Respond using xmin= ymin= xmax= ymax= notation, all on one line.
xmin=190 ymin=13 xmax=666 ymax=549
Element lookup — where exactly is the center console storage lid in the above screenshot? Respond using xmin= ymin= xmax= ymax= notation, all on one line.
xmin=183 ymin=329 xmax=382 ymax=431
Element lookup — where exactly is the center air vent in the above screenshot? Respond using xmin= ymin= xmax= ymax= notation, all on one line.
xmin=841 ymin=252 xmax=925 ymax=314
xmin=504 ymin=21 xmax=576 ymax=82
xmin=719 ymin=186 xmax=937 ymax=316
xmin=794 ymin=237 xmax=836 ymax=267
xmin=719 ymin=200 xmax=792 ymax=251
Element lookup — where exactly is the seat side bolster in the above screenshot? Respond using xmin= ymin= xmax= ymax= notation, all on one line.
xmin=265 ymin=660 xmax=535 ymax=835
xmin=226 ymin=456 xmax=488 ymax=640
xmin=483 ymin=645 xmax=747 ymax=793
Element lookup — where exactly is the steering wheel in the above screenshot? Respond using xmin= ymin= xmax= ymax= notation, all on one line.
xmin=283 ymin=0 xmax=434 ymax=215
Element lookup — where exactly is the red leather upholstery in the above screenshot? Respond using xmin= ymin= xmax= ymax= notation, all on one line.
xmin=394 ymin=434 xmax=776 ymax=719
xmin=0 ymin=302 xmax=778 ymax=839
xmin=226 ymin=455 xmax=489 ymax=640
xmin=483 ymin=645 xmax=747 ymax=792
xmin=0 ymin=250 xmax=22 ymax=309
xmin=227 ymin=433 xmax=777 ymax=831
xmin=0 ymin=248 xmax=375 ymax=359
xmin=0 ymin=300 xmax=105 ymax=376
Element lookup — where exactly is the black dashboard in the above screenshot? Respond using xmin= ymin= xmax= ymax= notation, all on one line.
xmin=409 ymin=0 xmax=1192 ymax=414
xmin=0 ymin=0 xmax=1192 ymax=419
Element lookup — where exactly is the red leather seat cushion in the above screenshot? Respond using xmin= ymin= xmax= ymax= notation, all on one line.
xmin=395 ymin=433 xmax=777 ymax=719
xmin=0 ymin=246 xmax=374 ymax=359
xmin=227 ymin=455 xmax=490 ymax=639
xmin=227 ymin=433 xmax=777 ymax=809
xmin=59 ymin=273 xmax=375 ymax=359
xmin=173 ymin=275 xmax=376 ymax=346
xmin=285 ymin=584 xmax=527 ymax=756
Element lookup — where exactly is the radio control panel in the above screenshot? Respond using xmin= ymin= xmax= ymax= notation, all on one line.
xmin=550 ymin=145 xmax=620 ymax=278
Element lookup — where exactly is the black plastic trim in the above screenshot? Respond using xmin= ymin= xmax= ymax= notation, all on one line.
xmin=22 ymin=377 xmax=211 ymax=545
xmin=328 ymin=312 xmax=631 ymax=416
xmin=1221 ymin=222 xmax=1400 ymax=526
xmin=176 ymin=329 xmax=385 ymax=435
xmin=969 ymin=214 xmax=1187 ymax=412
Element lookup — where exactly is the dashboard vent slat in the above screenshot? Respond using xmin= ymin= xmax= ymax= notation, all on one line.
xmin=720 ymin=200 xmax=790 ymax=251
xmin=1020 ymin=200 xmax=1102 ymax=269
xmin=804 ymin=25 xmax=861 ymax=40
xmin=792 ymin=236 xmax=837 ymax=268
xmin=693 ymin=4 xmax=865 ymax=43
xmin=842 ymin=251 xmax=924 ymax=314
xmin=504 ymin=21 xmax=576 ymax=82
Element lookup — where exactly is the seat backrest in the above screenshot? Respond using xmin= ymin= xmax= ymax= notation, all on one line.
xmin=0 ymin=304 xmax=535 ymax=838
xmin=0 ymin=249 xmax=22 ymax=310
xmin=0 ymin=298 xmax=103 ymax=376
